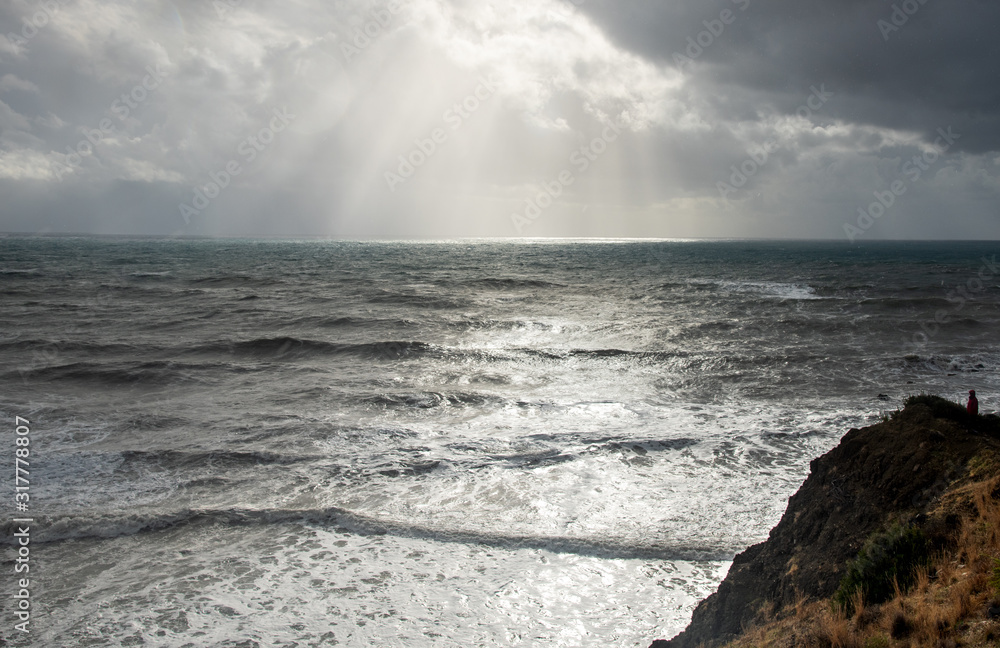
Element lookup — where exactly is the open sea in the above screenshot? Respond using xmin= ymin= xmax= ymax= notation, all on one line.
xmin=1 ymin=238 xmax=998 ymax=647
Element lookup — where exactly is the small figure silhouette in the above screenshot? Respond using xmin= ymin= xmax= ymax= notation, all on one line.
xmin=967 ymin=390 xmax=979 ymax=416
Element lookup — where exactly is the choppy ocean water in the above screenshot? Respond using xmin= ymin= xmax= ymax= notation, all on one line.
xmin=1 ymin=238 xmax=998 ymax=647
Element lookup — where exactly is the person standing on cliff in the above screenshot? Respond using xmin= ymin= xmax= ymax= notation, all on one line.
xmin=967 ymin=390 xmax=979 ymax=415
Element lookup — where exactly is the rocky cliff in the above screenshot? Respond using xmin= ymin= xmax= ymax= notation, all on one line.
xmin=653 ymin=396 xmax=1000 ymax=648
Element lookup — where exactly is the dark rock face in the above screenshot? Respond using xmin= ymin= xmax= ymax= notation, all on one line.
xmin=653 ymin=401 xmax=1000 ymax=648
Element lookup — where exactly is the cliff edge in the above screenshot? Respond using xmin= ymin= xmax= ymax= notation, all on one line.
xmin=653 ymin=396 xmax=1000 ymax=648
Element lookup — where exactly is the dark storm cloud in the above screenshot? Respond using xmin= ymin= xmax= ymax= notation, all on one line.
xmin=576 ymin=0 xmax=1000 ymax=153
xmin=0 ymin=0 xmax=997 ymax=239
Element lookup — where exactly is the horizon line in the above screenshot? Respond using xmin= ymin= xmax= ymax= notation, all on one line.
xmin=3 ymin=232 xmax=999 ymax=244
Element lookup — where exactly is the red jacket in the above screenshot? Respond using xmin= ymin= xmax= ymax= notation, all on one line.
xmin=968 ymin=395 xmax=979 ymax=415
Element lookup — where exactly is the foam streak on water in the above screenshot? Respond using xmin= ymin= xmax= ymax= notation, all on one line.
xmin=1 ymin=239 xmax=998 ymax=647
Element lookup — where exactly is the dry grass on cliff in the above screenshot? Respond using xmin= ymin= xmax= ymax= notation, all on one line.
xmin=727 ymin=475 xmax=1000 ymax=648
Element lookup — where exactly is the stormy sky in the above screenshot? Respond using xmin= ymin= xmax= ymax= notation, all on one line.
xmin=0 ymin=0 xmax=998 ymax=239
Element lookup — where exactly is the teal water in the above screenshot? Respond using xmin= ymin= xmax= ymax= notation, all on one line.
xmin=1 ymin=238 xmax=997 ymax=646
